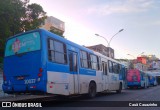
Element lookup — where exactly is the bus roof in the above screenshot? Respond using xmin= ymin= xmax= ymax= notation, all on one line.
xmin=6 ymin=29 xmax=94 ymax=54
xmin=7 ymin=28 xmax=126 ymax=66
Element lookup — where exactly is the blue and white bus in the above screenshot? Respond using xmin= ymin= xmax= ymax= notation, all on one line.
xmin=147 ymin=72 xmax=157 ymax=86
xmin=2 ymin=29 xmax=126 ymax=98
xmin=127 ymin=69 xmax=149 ymax=88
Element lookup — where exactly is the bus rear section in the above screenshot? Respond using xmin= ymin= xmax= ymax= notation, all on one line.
xmin=148 ymin=75 xmax=157 ymax=86
xmin=127 ymin=69 xmax=149 ymax=88
xmin=3 ymin=31 xmax=46 ymax=94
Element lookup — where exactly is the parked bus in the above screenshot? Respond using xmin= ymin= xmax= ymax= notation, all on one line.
xmin=147 ymin=72 xmax=157 ymax=86
xmin=127 ymin=69 xmax=149 ymax=88
xmin=120 ymin=65 xmax=128 ymax=89
xmin=2 ymin=29 xmax=126 ymax=98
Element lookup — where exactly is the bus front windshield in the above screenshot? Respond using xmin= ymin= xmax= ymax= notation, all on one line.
xmin=5 ymin=32 xmax=41 ymax=57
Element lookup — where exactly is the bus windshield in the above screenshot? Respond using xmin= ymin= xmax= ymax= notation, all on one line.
xmin=5 ymin=32 xmax=41 ymax=57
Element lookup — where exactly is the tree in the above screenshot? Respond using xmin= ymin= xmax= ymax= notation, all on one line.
xmin=0 ymin=0 xmax=26 ymax=38
xmin=0 ymin=0 xmax=26 ymax=60
xmin=0 ymin=0 xmax=47 ymax=62
xmin=22 ymin=3 xmax=47 ymax=31
xmin=0 ymin=0 xmax=46 ymax=39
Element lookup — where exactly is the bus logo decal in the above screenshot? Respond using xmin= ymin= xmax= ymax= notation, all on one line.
xmin=12 ymin=38 xmax=21 ymax=53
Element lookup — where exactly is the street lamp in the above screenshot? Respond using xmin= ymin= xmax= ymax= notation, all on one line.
xmin=127 ymin=54 xmax=136 ymax=59
xmin=95 ymin=29 xmax=124 ymax=58
xmin=127 ymin=52 xmax=144 ymax=59
xmin=137 ymin=52 xmax=144 ymax=57
xmin=95 ymin=29 xmax=124 ymax=47
xmin=95 ymin=33 xmax=109 ymax=45
xmin=127 ymin=54 xmax=136 ymax=69
xmin=108 ymin=29 xmax=124 ymax=47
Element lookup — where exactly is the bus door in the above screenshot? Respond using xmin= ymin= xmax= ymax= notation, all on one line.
xmin=68 ymin=51 xmax=79 ymax=94
xmin=102 ymin=61 xmax=109 ymax=90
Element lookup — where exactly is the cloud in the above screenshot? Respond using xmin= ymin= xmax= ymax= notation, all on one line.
xmin=86 ymin=0 xmax=157 ymax=15
xmin=151 ymin=21 xmax=160 ymax=26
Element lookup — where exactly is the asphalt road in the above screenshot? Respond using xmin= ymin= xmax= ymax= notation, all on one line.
xmin=39 ymin=85 xmax=160 ymax=110
xmin=1 ymin=81 xmax=160 ymax=110
xmin=0 ymin=85 xmax=156 ymax=110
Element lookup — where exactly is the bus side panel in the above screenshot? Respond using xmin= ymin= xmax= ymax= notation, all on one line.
xmin=46 ymin=71 xmax=70 ymax=95
xmin=96 ymin=71 xmax=104 ymax=92
xmin=79 ymin=68 xmax=97 ymax=94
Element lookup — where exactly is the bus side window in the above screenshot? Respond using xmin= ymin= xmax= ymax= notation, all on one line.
xmin=118 ymin=64 xmax=121 ymax=74
xmin=98 ymin=56 xmax=101 ymax=71
xmin=105 ymin=63 xmax=108 ymax=75
xmin=80 ymin=50 xmax=89 ymax=68
xmin=48 ymin=38 xmax=67 ymax=64
xmin=102 ymin=62 xmax=108 ymax=75
xmin=108 ymin=60 xmax=113 ymax=73
xmin=102 ymin=62 xmax=105 ymax=75
xmin=90 ymin=54 xmax=97 ymax=70
xmin=69 ymin=52 xmax=78 ymax=72
xmin=73 ymin=53 xmax=78 ymax=72
xmin=96 ymin=56 xmax=99 ymax=70
xmin=69 ymin=52 xmax=73 ymax=71
xmin=113 ymin=62 xmax=118 ymax=74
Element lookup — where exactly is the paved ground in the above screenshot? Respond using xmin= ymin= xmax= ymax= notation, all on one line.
xmin=0 ymin=73 xmax=6 ymax=97
xmin=0 ymin=73 xmax=11 ymax=98
xmin=1 ymin=86 xmax=159 ymax=110
xmin=40 ymin=86 xmax=160 ymax=110
xmin=0 ymin=73 xmax=3 ymax=92
xmin=0 ymin=74 xmax=160 ymax=110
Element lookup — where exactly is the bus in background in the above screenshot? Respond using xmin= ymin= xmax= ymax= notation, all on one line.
xmin=147 ymin=73 xmax=157 ymax=86
xmin=3 ymin=29 xmax=126 ymax=98
xmin=119 ymin=65 xmax=127 ymax=89
xmin=127 ymin=69 xmax=149 ymax=89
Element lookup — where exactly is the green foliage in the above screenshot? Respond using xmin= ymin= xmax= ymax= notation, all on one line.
xmin=22 ymin=3 xmax=47 ymax=31
xmin=0 ymin=0 xmax=47 ymax=56
xmin=0 ymin=61 xmax=3 ymax=71
xmin=0 ymin=0 xmax=26 ymax=37
xmin=0 ymin=57 xmax=3 ymax=63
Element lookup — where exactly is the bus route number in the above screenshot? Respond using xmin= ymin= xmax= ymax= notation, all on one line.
xmin=24 ymin=79 xmax=36 ymax=84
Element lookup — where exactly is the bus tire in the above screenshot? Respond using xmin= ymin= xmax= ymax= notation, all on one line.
xmin=116 ymin=83 xmax=122 ymax=93
xmin=88 ymin=82 xmax=96 ymax=98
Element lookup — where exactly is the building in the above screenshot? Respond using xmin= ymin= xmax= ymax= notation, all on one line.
xmin=87 ymin=44 xmax=115 ymax=59
xmin=148 ymin=55 xmax=158 ymax=61
xmin=40 ymin=16 xmax=65 ymax=35
xmin=127 ymin=54 xmax=160 ymax=71
xmin=146 ymin=55 xmax=160 ymax=70
xmin=137 ymin=56 xmax=147 ymax=64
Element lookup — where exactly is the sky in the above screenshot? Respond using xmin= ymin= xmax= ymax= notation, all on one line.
xmin=30 ymin=0 xmax=160 ymax=59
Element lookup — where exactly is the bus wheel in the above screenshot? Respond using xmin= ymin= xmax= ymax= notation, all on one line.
xmin=116 ymin=83 xmax=122 ymax=93
xmin=88 ymin=82 xmax=96 ymax=98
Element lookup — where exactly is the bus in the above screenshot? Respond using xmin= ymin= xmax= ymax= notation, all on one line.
xmin=2 ymin=29 xmax=126 ymax=98
xmin=147 ymin=72 xmax=157 ymax=86
xmin=127 ymin=69 xmax=149 ymax=88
